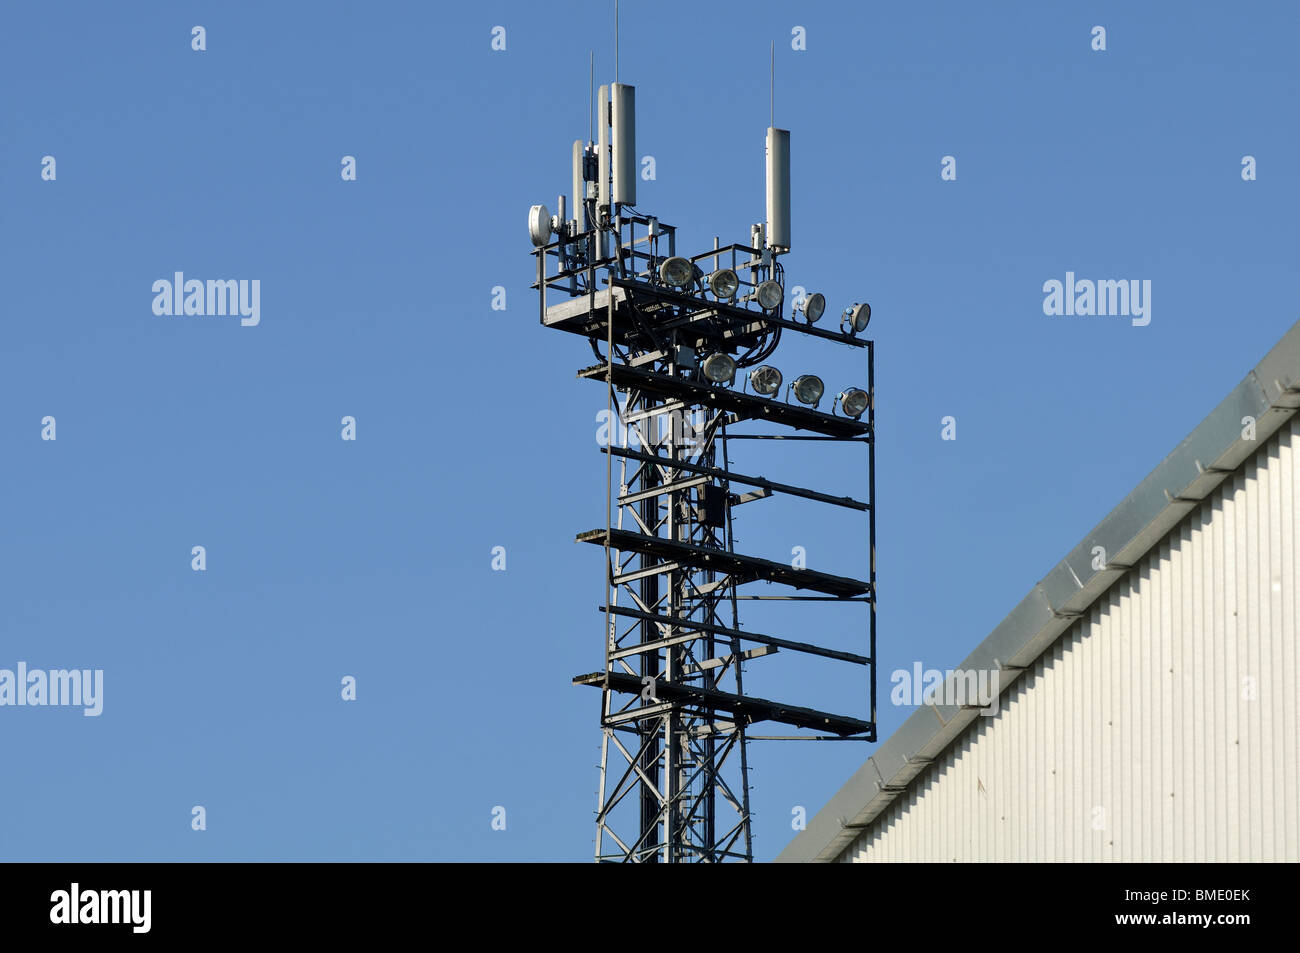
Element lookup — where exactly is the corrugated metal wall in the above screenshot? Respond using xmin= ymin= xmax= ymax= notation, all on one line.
xmin=845 ymin=417 xmax=1300 ymax=862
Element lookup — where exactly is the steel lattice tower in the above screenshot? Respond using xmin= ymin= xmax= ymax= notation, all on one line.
xmin=531 ymin=81 xmax=876 ymax=862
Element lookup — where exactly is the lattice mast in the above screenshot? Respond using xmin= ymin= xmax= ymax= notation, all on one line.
xmin=529 ymin=75 xmax=876 ymax=863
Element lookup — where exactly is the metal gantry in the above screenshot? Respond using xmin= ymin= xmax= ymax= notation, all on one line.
xmin=531 ymin=89 xmax=876 ymax=862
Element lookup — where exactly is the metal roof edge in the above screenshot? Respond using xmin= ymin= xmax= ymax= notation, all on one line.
xmin=776 ymin=318 xmax=1300 ymax=863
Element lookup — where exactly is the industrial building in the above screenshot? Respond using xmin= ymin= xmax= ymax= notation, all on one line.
xmin=780 ymin=319 xmax=1300 ymax=863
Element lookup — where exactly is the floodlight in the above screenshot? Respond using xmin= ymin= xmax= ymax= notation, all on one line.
xmin=659 ymin=256 xmax=694 ymax=289
xmin=701 ymin=352 xmax=736 ymax=384
xmin=528 ymin=204 xmax=552 ymax=247
xmin=708 ymin=268 xmax=740 ymax=300
xmin=799 ymin=292 xmax=826 ymax=324
xmin=755 ymin=280 xmax=783 ymax=311
xmin=748 ymin=365 xmax=782 ymax=396
xmin=842 ymin=302 xmax=871 ymax=334
xmin=839 ymin=388 xmax=870 ymax=419
xmin=791 ymin=374 xmax=824 ymax=407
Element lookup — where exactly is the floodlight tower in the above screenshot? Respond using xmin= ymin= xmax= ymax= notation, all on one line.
xmin=529 ymin=77 xmax=876 ymax=863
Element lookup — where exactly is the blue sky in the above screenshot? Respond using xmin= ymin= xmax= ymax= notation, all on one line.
xmin=2 ymin=1 xmax=1296 ymax=861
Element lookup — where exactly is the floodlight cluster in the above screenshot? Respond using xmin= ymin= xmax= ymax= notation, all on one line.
xmin=628 ymin=253 xmax=877 ymax=417
xmin=685 ymin=360 xmax=866 ymax=418
xmin=795 ymin=292 xmax=871 ymax=338
xmin=651 ymin=262 xmax=872 ymax=341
